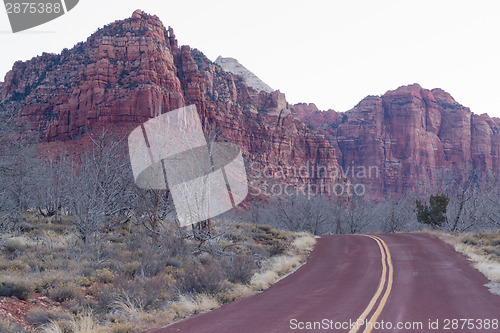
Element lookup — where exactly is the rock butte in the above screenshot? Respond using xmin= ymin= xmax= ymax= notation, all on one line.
xmin=0 ymin=10 xmax=341 ymax=196
xmin=295 ymin=84 xmax=500 ymax=199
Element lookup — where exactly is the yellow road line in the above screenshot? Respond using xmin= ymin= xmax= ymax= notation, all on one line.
xmin=362 ymin=236 xmax=393 ymax=333
xmin=348 ymin=235 xmax=387 ymax=333
xmin=349 ymin=235 xmax=393 ymax=333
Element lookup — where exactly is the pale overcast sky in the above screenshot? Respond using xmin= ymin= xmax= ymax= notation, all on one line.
xmin=1 ymin=0 xmax=499 ymax=117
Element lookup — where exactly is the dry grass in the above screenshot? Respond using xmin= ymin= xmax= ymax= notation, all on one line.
xmin=0 ymin=217 xmax=317 ymax=332
xmin=112 ymin=297 xmax=148 ymax=322
xmin=267 ymin=255 xmax=302 ymax=276
xmin=109 ymin=296 xmax=174 ymax=331
xmin=292 ymin=232 xmax=316 ymax=253
xmin=41 ymin=312 xmax=107 ymax=333
xmin=170 ymin=294 xmax=220 ymax=318
xmin=250 ymin=233 xmax=315 ymax=290
xmin=227 ymin=283 xmax=254 ymax=299
xmin=250 ymin=255 xmax=302 ymax=290
xmin=71 ymin=313 xmax=105 ymax=333
xmin=40 ymin=322 xmax=64 ymax=333
xmin=250 ymin=270 xmax=280 ymax=290
xmin=424 ymin=230 xmax=500 ymax=294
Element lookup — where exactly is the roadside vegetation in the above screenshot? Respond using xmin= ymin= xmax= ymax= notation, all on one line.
xmin=0 ymin=215 xmax=314 ymax=332
xmin=424 ymin=230 xmax=500 ymax=295
xmin=248 ymin=178 xmax=499 ymax=235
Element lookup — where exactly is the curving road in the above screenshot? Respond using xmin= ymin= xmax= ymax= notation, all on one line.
xmin=145 ymin=234 xmax=500 ymax=333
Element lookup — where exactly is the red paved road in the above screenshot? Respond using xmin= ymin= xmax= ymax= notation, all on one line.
xmin=145 ymin=234 xmax=500 ymax=333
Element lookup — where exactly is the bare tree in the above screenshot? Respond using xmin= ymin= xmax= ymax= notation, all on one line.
xmin=370 ymin=197 xmax=415 ymax=233
xmin=32 ymin=153 xmax=69 ymax=221
xmin=271 ymin=194 xmax=332 ymax=235
xmin=438 ymin=168 xmax=500 ymax=232
xmin=330 ymin=195 xmax=346 ymax=234
xmin=128 ymin=186 xmax=174 ymax=239
xmin=65 ymin=129 xmax=131 ymax=263
xmin=344 ymin=195 xmax=370 ymax=234
xmin=0 ymin=126 xmax=39 ymax=230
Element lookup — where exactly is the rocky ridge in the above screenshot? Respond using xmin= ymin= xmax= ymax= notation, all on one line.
xmin=296 ymin=84 xmax=500 ymax=199
xmin=2 ymin=10 xmax=498 ymax=200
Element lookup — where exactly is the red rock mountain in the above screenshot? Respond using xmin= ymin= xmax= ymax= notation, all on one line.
xmin=1 ymin=11 xmax=498 ymax=200
xmin=0 ymin=10 xmax=340 ymax=194
xmin=296 ymin=84 xmax=500 ymax=199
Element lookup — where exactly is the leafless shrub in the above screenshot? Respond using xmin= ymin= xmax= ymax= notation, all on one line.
xmin=113 ymin=275 xmax=171 ymax=310
xmin=2 ymin=236 xmax=29 ymax=254
xmin=178 ymin=260 xmax=225 ymax=295
xmin=27 ymin=308 xmax=71 ymax=327
xmin=223 ymin=255 xmax=255 ymax=284
xmin=0 ymin=317 xmax=29 ymax=333
xmin=48 ymin=281 xmax=84 ymax=303
xmin=0 ymin=275 xmax=33 ymax=300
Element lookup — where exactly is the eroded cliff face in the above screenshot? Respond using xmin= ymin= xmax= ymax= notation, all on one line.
xmin=0 ymin=10 xmax=340 ymax=193
xmin=296 ymin=84 xmax=500 ymax=199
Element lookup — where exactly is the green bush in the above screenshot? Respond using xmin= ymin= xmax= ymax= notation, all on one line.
xmin=416 ymin=194 xmax=449 ymax=228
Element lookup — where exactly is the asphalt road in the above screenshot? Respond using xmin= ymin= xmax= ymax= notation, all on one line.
xmin=145 ymin=233 xmax=500 ymax=333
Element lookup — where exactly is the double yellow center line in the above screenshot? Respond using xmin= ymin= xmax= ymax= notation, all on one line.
xmin=349 ymin=235 xmax=394 ymax=333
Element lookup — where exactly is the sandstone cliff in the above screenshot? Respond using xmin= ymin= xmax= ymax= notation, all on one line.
xmin=0 ymin=10 xmax=340 ymax=194
xmin=296 ymin=84 xmax=500 ymax=199
xmin=2 ymin=10 xmax=497 ymax=201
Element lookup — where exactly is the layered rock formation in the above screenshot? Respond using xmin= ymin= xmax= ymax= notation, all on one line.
xmin=2 ymin=10 xmax=498 ymax=201
xmin=296 ymin=84 xmax=500 ymax=199
xmin=0 ymin=10 xmax=340 ymax=194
